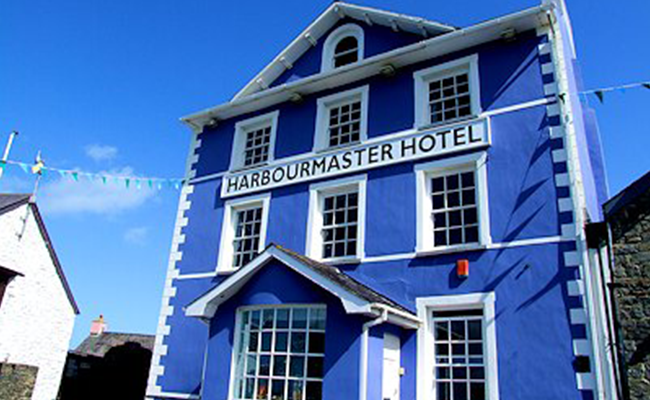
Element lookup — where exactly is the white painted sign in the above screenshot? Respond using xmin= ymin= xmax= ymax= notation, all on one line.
xmin=222 ymin=119 xmax=489 ymax=198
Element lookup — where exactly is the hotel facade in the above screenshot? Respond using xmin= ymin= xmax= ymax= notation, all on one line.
xmin=147 ymin=2 xmax=620 ymax=400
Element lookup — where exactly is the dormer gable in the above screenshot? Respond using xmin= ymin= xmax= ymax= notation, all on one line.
xmin=232 ymin=2 xmax=455 ymax=100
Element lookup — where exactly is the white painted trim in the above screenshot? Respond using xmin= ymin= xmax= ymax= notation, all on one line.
xmin=183 ymin=5 xmax=551 ymax=126
xmin=306 ymin=174 xmax=367 ymax=262
xmin=176 ymin=235 xmax=571 ymax=280
xmin=314 ymin=85 xmax=369 ymax=152
xmin=229 ymin=110 xmax=279 ymax=171
xmin=187 ymin=246 xmax=374 ymax=318
xmin=187 ymin=97 xmax=552 ymax=187
xmin=321 ymin=23 xmax=365 ymax=73
xmin=146 ymin=391 xmax=201 ymax=399
xmin=146 ymin=125 xmax=203 ymax=397
xmin=382 ymin=333 xmax=401 ymax=400
xmin=360 ymin=309 xmax=388 ymax=400
xmin=481 ymin=97 xmax=551 ymax=117
xmin=416 ymin=292 xmax=498 ymax=400
xmin=216 ymin=192 xmax=271 ymax=273
xmin=413 ymin=54 xmax=481 ymax=129
xmin=414 ymin=151 xmax=491 ymax=253
xmin=232 ymin=3 xmax=454 ymax=100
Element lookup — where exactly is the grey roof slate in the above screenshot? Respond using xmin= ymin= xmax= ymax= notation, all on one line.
xmin=0 ymin=193 xmax=31 ymax=215
xmin=73 ymin=332 xmax=155 ymax=358
xmin=604 ymin=170 xmax=650 ymax=217
xmin=269 ymin=244 xmax=412 ymax=314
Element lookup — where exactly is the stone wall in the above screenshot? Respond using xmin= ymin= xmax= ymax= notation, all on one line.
xmin=610 ymin=191 xmax=650 ymax=400
xmin=0 ymin=363 xmax=38 ymax=400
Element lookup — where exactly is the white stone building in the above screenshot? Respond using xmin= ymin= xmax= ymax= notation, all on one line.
xmin=0 ymin=194 xmax=79 ymax=400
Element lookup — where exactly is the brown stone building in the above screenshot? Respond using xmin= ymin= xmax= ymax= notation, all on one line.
xmin=602 ymin=171 xmax=650 ymax=399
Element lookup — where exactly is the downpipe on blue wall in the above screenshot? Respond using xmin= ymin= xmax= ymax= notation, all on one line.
xmin=360 ymin=308 xmax=388 ymax=400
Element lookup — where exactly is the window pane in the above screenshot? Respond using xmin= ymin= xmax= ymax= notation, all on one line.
xmin=289 ymin=356 xmax=305 ymax=377
xmin=288 ymin=380 xmax=304 ymax=400
xmin=276 ymin=309 xmax=289 ymax=329
xmin=249 ymin=332 xmax=259 ymax=352
xmin=245 ymin=378 xmax=255 ymax=399
xmin=292 ymin=309 xmax=307 ymax=329
xmin=275 ymin=332 xmax=288 ymax=352
xmin=257 ymin=378 xmax=269 ymax=399
xmin=437 ymin=382 xmax=450 ymax=400
xmin=291 ymin=332 xmax=306 ymax=353
xmin=262 ymin=309 xmax=274 ymax=329
xmin=307 ymin=356 xmax=324 ymax=378
xmin=261 ymin=332 xmax=272 ymax=352
xmin=273 ymin=355 xmax=287 ymax=376
xmin=306 ymin=381 xmax=323 ymax=400
xmin=309 ymin=332 xmax=325 ymax=354
xmin=309 ymin=308 xmax=326 ymax=330
xmin=259 ymin=355 xmax=271 ymax=376
xmin=271 ymin=380 xmax=285 ymax=400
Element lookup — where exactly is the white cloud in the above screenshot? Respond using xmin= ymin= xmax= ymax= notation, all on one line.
xmin=37 ymin=167 xmax=157 ymax=215
xmin=124 ymin=227 xmax=149 ymax=245
xmin=85 ymin=144 xmax=118 ymax=162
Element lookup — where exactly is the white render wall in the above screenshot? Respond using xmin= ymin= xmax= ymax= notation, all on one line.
xmin=0 ymin=203 xmax=76 ymax=400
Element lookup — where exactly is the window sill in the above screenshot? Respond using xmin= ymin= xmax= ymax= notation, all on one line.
xmin=415 ymin=243 xmax=487 ymax=258
xmin=230 ymin=162 xmax=270 ymax=174
xmin=215 ymin=268 xmax=238 ymax=276
xmin=313 ymin=141 xmax=363 ymax=155
xmin=321 ymin=256 xmax=362 ymax=266
xmin=415 ymin=115 xmax=479 ymax=132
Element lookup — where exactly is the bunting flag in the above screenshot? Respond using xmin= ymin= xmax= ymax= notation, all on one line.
xmin=582 ymin=81 xmax=650 ymax=104
xmin=0 ymin=159 xmax=185 ymax=191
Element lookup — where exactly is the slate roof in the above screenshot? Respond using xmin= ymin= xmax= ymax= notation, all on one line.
xmin=0 ymin=193 xmax=79 ymax=314
xmin=604 ymin=170 xmax=650 ymax=217
xmin=73 ymin=332 xmax=155 ymax=358
xmin=0 ymin=193 xmax=31 ymax=215
xmin=271 ymin=244 xmax=411 ymax=314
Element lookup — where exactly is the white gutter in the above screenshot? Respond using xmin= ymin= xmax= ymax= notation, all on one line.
xmin=359 ymin=307 xmax=388 ymax=400
xmin=181 ymin=4 xmax=551 ymax=128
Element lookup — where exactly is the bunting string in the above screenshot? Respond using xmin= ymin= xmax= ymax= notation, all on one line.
xmin=0 ymin=159 xmax=184 ymax=190
xmin=580 ymin=80 xmax=650 ymax=103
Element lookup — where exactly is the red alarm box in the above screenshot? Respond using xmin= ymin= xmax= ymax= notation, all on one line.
xmin=457 ymin=259 xmax=469 ymax=279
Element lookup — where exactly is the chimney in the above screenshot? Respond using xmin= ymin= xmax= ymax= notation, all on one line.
xmin=90 ymin=315 xmax=107 ymax=336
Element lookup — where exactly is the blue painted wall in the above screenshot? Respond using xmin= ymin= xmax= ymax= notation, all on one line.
xmin=156 ymin=17 xmax=607 ymax=400
xmin=271 ymin=18 xmax=427 ymax=88
xmin=200 ymin=260 xmax=366 ymax=400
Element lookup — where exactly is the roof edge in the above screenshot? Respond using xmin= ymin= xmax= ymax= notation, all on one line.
xmin=184 ymin=245 xmax=418 ymax=327
xmin=231 ymin=2 xmax=456 ymax=101
xmin=181 ymin=4 xmax=552 ymax=128
xmin=29 ymin=202 xmax=80 ymax=314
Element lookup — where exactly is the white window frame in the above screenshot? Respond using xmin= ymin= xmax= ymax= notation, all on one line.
xmin=415 ymin=152 xmax=490 ymax=254
xmin=230 ymin=111 xmax=280 ymax=171
xmin=416 ymin=292 xmax=499 ymax=400
xmin=321 ymin=23 xmax=364 ymax=72
xmin=217 ymin=193 xmax=271 ymax=273
xmin=228 ymin=304 xmax=328 ymax=400
xmin=313 ymin=85 xmax=369 ymax=152
xmin=413 ymin=54 xmax=481 ymax=129
xmin=305 ymin=174 xmax=367 ymax=263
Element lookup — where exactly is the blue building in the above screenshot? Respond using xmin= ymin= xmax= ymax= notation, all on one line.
xmin=146 ymin=2 xmax=620 ymax=400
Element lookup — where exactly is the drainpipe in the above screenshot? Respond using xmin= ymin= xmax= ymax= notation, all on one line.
xmin=359 ymin=308 xmax=388 ymax=400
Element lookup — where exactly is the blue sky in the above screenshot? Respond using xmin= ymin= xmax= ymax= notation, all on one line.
xmin=1 ymin=0 xmax=648 ymax=347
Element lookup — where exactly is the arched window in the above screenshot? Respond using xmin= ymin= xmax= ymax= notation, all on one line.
xmin=333 ymin=36 xmax=359 ymax=68
xmin=322 ymin=24 xmax=364 ymax=72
